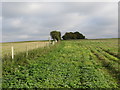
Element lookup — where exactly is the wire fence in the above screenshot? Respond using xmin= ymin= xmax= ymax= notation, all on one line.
xmin=2 ymin=41 xmax=56 ymax=59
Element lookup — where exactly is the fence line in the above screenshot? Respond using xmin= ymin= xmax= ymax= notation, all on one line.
xmin=7 ymin=41 xmax=57 ymax=59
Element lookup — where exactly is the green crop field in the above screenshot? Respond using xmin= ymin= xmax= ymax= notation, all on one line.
xmin=2 ymin=39 xmax=120 ymax=88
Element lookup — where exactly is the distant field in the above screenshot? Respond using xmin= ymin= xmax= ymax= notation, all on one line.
xmin=2 ymin=38 xmax=120 ymax=88
xmin=2 ymin=41 xmax=49 ymax=57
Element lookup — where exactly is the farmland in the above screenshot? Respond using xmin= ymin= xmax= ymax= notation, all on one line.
xmin=2 ymin=41 xmax=49 ymax=58
xmin=2 ymin=39 xmax=120 ymax=88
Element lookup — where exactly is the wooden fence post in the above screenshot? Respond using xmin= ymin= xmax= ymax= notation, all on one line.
xmin=48 ymin=36 xmax=50 ymax=44
xmin=11 ymin=46 xmax=14 ymax=59
xmin=53 ymin=41 xmax=55 ymax=45
xmin=26 ymin=46 xmax=28 ymax=57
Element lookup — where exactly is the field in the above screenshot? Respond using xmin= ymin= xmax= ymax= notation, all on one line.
xmin=2 ymin=39 xmax=120 ymax=88
xmin=2 ymin=41 xmax=49 ymax=58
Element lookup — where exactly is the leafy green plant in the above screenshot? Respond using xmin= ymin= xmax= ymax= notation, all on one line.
xmin=2 ymin=39 xmax=119 ymax=88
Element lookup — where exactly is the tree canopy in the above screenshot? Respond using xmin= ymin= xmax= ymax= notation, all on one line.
xmin=50 ymin=31 xmax=61 ymax=41
xmin=62 ymin=31 xmax=85 ymax=40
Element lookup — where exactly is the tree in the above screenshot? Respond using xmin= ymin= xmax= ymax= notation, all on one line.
xmin=50 ymin=31 xmax=61 ymax=41
xmin=74 ymin=31 xmax=85 ymax=39
xmin=62 ymin=32 xmax=75 ymax=40
xmin=62 ymin=31 xmax=85 ymax=40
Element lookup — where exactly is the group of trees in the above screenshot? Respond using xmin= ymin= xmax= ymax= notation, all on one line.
xmin=50 ymin=31 xmax=85 ymax=41
xmin=62 ymin=32 xmax=85 ymax=40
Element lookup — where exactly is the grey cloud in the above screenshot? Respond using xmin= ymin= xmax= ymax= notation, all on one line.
xmin=2 ymin=2 xmax=118 ymax=42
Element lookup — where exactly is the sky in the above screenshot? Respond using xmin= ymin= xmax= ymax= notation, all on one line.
xmin=1 ymin=2 xmax=118 ymax=42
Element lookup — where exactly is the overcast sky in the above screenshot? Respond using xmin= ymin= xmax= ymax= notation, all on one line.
xmin=2 ymin=2 xmax=118 ymax=42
